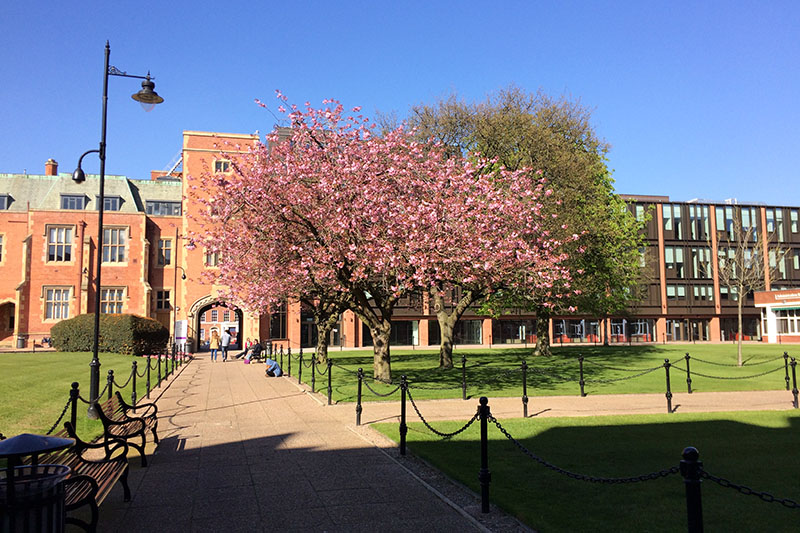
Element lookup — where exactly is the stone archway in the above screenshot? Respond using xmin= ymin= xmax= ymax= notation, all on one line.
xmin=188 ymin=295 xmax=244 ymax=353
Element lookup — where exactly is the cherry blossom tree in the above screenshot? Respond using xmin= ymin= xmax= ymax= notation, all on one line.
xmin=191 ymin=93 xmax=576 ymax=381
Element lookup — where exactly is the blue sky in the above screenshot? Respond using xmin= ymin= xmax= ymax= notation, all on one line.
xmin=2 ymin=1 xmax=799 ymax=205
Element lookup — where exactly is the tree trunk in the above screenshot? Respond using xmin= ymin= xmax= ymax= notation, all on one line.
xmin=369 ymin=319 xmax=392 ymax=382
xmin=431 ymin=287 xmax=478 ymax=370
xmin=737 ymin=288 xmax=744 ymax=367
xmin=534 ymin=307 xmax=552 ymax=357
xmin=313 ymin=311 xmax=341 ymax=364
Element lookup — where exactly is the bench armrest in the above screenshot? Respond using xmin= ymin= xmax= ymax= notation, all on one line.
xmin=114 ymin=391 xmax=158 ymax=419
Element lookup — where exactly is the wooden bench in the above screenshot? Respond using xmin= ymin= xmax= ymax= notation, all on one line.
xmin=95 ymin=392 xmax=158 ymax=467
xmin=32 ymin=422 xmax=131 ymax=532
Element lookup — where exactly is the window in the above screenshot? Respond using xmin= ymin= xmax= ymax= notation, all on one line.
xmin=205 ymin=251 xmax=220 ymax=267
xmin=693 ymin=285 xmax=714 ymax=301
xmin=47 ymin=226 xmax=73 ymax=262
xmin=156 ymin=290 xmax=171 ymax=310
xmin=634 ymin=205 xmax=645 ymax=222
xmin=664 ymin=246 xmax=685 ymax=278
xmin=0 ymin=194 xmax=9 ymax=210
xmin=720 ymin=286 xmax=739 ymax=301
xmin=270 ymin=303 xmax=287 ymax=339
xmin=223 ymin=310 xmax=230 ymax=322
xmin=100 ymin=288 xmax=124 ymax=314
xmin=214 ymin=160 xmax=231 ymax=173
xmin=769 ymin=250 xmax=787 ymax=280
xmin=666 ymin=285 xmax=687 ymax=300
xmin=688 ymin=205 xmax=709 ymax=241
xmin=45 ymin=287 xmax=70 ymax=319
xmin=102 ymin=227 xmax=127 ymax=263
xmin=791 ymin=210 xmax=799 ymax=233
xmin=0 ymin=234 xmax=3 ymax=262
xmin=794 ymin=250 xmax=800 ymax=271
xmin=60 ymin=195 xmax=85 ymax=210
xmin=776 ymin=309 xmax=800 ymax=334
xmin=157 ymin=239 xmax=172 ymax=266
xmin=765 ymin=208 xmax=785 ymax=242
xmin=97 ymin=196 xmax=122 ymax=211
xmin=211 ymin=310 xmax=218 ymax=322
xmin=691 ymin=247 xmax=712 ymax=279
xmin=663 ymin=204 xmax=683 ymax=238
xmin=146 ymin=201 xmax=182 ymax=216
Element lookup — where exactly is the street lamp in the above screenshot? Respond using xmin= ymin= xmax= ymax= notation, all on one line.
xmin=73 ymin=41 xmax=164 ymax=418
xmin=173 ymin=265 xmax=187 ymax=355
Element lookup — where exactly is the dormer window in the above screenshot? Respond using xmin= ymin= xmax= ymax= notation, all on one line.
xmin=61 ymin=194 xmax=86 ymax=210
xmin=0 ymin=194 xmax=10 ymax=210
xmin=97 ymin=196 xmax=122 ymax=211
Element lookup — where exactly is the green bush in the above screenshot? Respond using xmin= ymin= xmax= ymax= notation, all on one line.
xmin=50 ymin=314 xmax=169 ymax=356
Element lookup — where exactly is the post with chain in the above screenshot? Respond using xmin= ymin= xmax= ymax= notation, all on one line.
xmin=579 ymin=356 xmax=586 ymax=397
xmin=784 ymin=352 xmax=790 ymax=391
xmin=461 ymin=354 xmax=467 ymax=400
xmin=400 ymin=375 xmax=408 ymax=456
xmin=297 ymin=350 xmax=303 ymax=385
xmin=791 ymin=358 xmax=798 ymax=409
xmin=327 ymin=359 xmax=333 ymax=405
xmin=680 ymin=447 xmax=704 ymax=533
xmin=479 ymin=396 xmax=492 ymax=513
xmin=279 ymin=345 xmax=284 ymax=370
xmin=131 ymin=361 xmax=138 ymax=411
xmin=70 ymin=382 xmax=79 ymax=429
xmin=287 ymin=347 xmax=292 ymax=377
xmin=521 ymin=360 xmax=528 ymax=418
xmin=146 ymin=357 xmax=152 ymax=398
xmin=664 ymin=359 xmax=673 ymax=414
xmin=685 ymin=353 xmax=693 ymax=394
xmin=107 ymin=369 xmax=114 ymax=401
xmin=356 ymin=368 xmax=363 ymax=426
xmin=311 ymin=352 xmax=316 ymax=393
xmin=158 ymin=354 xmax=162 ymax=386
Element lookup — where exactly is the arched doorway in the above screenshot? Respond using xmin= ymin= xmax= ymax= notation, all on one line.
xmin=188 ymin=296 xmax=243 ymax=352
xmin=0 ymin=301 xmax=16 ymax=347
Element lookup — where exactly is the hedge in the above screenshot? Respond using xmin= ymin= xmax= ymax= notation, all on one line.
xmin=50 ymin=314 xmax=169 ymax=356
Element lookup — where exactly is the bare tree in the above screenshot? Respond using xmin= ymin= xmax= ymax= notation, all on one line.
xmin=709 ymin=208 xmax=788 ymax=366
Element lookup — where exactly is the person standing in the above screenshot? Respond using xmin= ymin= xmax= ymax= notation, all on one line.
xmin=221 ymin=329 xmax=231 ymax=362
xmin=209 ymin=330 xmax=221 ymax=362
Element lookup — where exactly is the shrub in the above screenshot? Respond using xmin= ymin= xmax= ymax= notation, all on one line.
xmin=50 ymin=314 xmax=169 ymax=356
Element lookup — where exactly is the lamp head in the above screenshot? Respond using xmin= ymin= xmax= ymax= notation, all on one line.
xmin=181 ymin=273 xmax=187 ymax=280
xmin=72 ymin=167 xmax=86 ymax=184
xmin=131 ymin=73 xmax=164 ymax=111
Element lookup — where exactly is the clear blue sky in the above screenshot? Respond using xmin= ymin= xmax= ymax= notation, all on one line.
xmin=2 ymin=1 xmax=799 ymax=205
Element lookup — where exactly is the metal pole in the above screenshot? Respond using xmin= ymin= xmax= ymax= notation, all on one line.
xmin=146 ymin=357 xmax=151 ymax=398
xmin=791 ymin=358 xmax=798 ymax=409
xmin=327 ymin=359 xmax=333 ymax=405
xmin=784 ymin=352 xmax=790 ymax=391
xmin=479 ymin=396 xmax=491 ymax=513
xmin=579 ymin=356 xmax=586 ymax=397
xmin=521 ymin=360 xmax=528 ymax=418
xmin=297 ymin=351 xmax=302 ymax=384
xmin=107 ymin=369 xmax=114 ymax=401
xmin=664 ymin=359 xmax=673 ymax=413
xmin=70 ymin=382 xmax=79 ymax=429
xmin=131 ymin=361 xmax=138 ymax=410
xmin=356 ymin=368 xmax=363 ymax=426
xmin=685 ymin=353 xmax=693 ymax=394
xmin=288 ymin=347 xmax=292 ymax=376
xmin=461 ymin=354 xmax=467 ymax=401
xmin=88 ymin=43 xmax=111 ymax=419
xmin=400 ymin=375 xmax=408 ymax=456
xmin=158 ymin=354 xmax=162 ymax=386
xmin=680 ymin=447 xmax=704 ymax=533
xmin=311 ymin=352 xmax=316 ymax=392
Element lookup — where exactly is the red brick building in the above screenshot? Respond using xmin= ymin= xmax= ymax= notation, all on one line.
xmin=2 ymin=131 xmax=798 ymax=350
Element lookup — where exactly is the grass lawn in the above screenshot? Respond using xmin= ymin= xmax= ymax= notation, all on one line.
xmin=373 ymin=410 xmax=800 ymax=532
xmin=296 ymin=343 xmax=797 ymax=402
xmin=0 ymin=351 xmax=177 ymax=440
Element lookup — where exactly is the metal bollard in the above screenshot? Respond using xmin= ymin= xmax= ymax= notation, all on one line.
xmin=107 ymin=369 xmax=114 ymax=401
xmin=791 ymin=358 xmax=798 ymax=409
xmin=327 ymin=359 xmax=333 ymax=405
xmin=521 ymin=360 xmax=528 ymax=418
xmin=158 ymin=354 xmax=162 ymax=386
xmin=664 ymin=359 xmax=673 ymax=414
xmin=146 ymin=357 xmax=152 ymax=399
xmin=356 ymin=368 xmax=363 ymax=426
xmin=279 ymin=345 xmax=283 ymax=369
xmin=288 ymin=348 xmax=292 ymax=376
xmin=298 ymin=352 xmax=303 ymax=385
xmin=784 ymin=352 xmax=790 ymax=391
xmin=311 ymin=354 xmax=316 ymax=393
xmin=579 ymin=356 xmax=586 ymax=397
xmin=70 ymin=382 xmax=79 ymax=429
xmin=400 ymin=375 xmax=408 ymax=456
xmin=685 ymin=353 xmax=693 ymax=394
xmin=680 ymin=447 xmax=704 ymax=533
xmin=461 ymin=354 xmax=467 ymax=401
xmin=131 ymin=361 xmax=138 ymax=411
xmin=479 ymin=396 xmax=492 ymax=513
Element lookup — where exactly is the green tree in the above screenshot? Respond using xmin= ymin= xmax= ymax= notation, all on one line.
xmin=409 ymin=85 xmax=646 ymax=358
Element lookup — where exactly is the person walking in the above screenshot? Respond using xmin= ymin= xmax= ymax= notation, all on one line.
xmin=209 ymin=330 xmax=221 ymax=362
xmin=221 ymin=328 xmax=232 ymax=362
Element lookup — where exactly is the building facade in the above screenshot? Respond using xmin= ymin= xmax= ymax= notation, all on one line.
xmin=2 ymin=132 xmax=799 ymax=350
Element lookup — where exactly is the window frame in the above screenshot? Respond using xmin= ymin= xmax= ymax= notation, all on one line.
xmin=44 ymin=286 xmax=71 ymax=320
xmin=102 ymin=226 xmax=128 ymax=264
xmin=46 ymin=225 xmax=74 ymax=263
xmin=156 ymin=289 xmax=171 ymax=310
xmin=214 ymin=159 xmax=231 ymax=173
xmin=145 ymin=201 xmax=182 ymax=216
xmin=60 ymin=194 xmax=86 ymax=210
xmin=100 ymin=287 xmax=125 ymax=314
xmin=157 ymin=238 xmax=172 ymax=266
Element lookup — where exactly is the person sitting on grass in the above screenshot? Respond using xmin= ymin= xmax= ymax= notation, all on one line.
xmin=265 ymin=357 xmax=283 ymax=377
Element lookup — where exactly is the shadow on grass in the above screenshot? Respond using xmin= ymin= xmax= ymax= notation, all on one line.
xmin=394 ymin=413 xmax=800 ymax=532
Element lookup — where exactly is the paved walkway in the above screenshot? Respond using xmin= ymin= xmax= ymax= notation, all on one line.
xmin=85 ymin=355 xmax=798 ymax=532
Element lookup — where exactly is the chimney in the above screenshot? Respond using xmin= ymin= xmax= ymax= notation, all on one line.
xmin=45 ymin=158 xmax=58 ymax=176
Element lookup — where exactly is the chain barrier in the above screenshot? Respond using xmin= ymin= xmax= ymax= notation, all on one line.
xmin=406 ymin=387 xmax=479 ymax=438
xmin=44 ymin=397 xmax=73 ymax=435
xmin=303 ymin=357 xmax=314 ymax=369
xmin=689 ymin=354 xmax=786 ymax=367
xmin=316 ymin=360 xmax=330 ymax=375
xmin=672 ymin=365 xmax=784 ymax=381
xmin=96 ymin=382 xmax=109 ymax=400
xmin=490 ymin=415 xmax=679 ymax=483
xmin=331 ymin=362 xmax=359 ymax=375
xmin=467 ymin=366 xmax=523 ymax=388
xmin=76 ymin=394 xmax=93 ymax=405
xmin=526 ymin=365 xmax=579 ymax=382
xmin=363 ymin=379 xmax=401 ymax=398
xmin=112 ymin=371 xmax=134 ymax=390
xmin=136 ymin=364 xmax=148 ymax=378
xmin=702 ymin=470 xmax=800 ymax=509
xmin=585 ymin=366 xmax=662 ymax=384
xmin=582 ymin=358 xmax=661 ymax=373
xmin=407 ymin=381 xmax=463 ymax=391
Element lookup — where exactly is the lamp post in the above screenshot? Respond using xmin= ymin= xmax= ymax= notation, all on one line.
xmin=73 ymin=41 xmax=164 ymax=418
xmin=173 ymin=264 xmax=187 ymax=355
